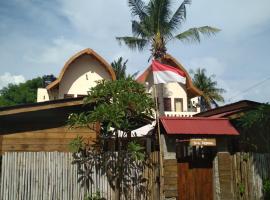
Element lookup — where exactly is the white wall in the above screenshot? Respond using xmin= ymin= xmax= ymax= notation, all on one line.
xmin=37 ymin=88 xmax=49 ymax=102
xmin=145 ymin=73 xmax=195 ymax=114
xmin=58 ymin=54 xmax=112 ymax=98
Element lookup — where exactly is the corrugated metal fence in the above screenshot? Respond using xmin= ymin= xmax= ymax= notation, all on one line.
xmin=0 ymin=152 xmax=159 ymax=200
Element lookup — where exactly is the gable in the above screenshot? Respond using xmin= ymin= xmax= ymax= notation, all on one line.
xmin=46 ymin=48 xmax=116 ymax=91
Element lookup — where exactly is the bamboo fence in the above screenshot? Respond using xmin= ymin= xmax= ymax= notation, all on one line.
xmin=0 ymin=151 xmax=159 ymax=200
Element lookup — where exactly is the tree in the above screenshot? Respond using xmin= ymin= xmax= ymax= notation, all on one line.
xmin=0 ymin=75 xmax=56 ymax=107
xmin=116 ymin=0 xmax=220 ymax=59
xmin=191 ymin=68 xmax=225 ymax=110
xmin=68 ymin=78 xmax=154 ymax=199
xmin=237 ymin=104 xmax=270 ymax=152
xmin=111 ymin=57 xmax=138 ymax=79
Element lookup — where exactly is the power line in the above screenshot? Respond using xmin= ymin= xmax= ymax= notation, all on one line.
xmin=228 ymin=75 xmax=270 ymax=102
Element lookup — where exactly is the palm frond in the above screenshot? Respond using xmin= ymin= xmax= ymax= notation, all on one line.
xmin=128 ymin=0 xmax=147 ymax=20
xmin=116 ymin=37 xmax=148 ymax=51
xmin=132 ymin=20 xmax=151 ymax=38
xmin=168 ymin=0 xmax=191 ymax=32
xmin=175 ymin=26 xmax=221 ymax=43
xmin=192 ymin=68 xmax=225 ymax=109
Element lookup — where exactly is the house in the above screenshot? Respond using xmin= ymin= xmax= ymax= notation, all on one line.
xmin=37 ymin=48 xmax=116 ymax=102
xmin=0 ymin=49 xmax=118 ymax=199
xmin=137 ymin=54 xmax=202 ymax=117
xmin=1 ymin=48 xmax=266 ymax=200
xmin=137 ymin=55 xmax=240 ymax=200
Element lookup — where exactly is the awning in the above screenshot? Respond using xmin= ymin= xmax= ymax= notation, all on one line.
xmin=160 ymin=117 xmax=239 ymax=135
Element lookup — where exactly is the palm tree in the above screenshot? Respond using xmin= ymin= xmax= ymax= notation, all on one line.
xmin=191 ymin=68 xmax=225 ymax=110
xmin=116 ymin=0 xmax=220 ymax=59
xmin=111 ymin=57 xmax=138 ymax=79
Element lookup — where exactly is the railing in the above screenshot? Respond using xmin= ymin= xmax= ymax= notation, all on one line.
xmin=164 ymin=111 xmax=199 ymax=117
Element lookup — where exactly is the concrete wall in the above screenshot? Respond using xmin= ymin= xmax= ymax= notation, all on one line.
xmin=59 ymin=54 xmax=112 ymax=98
xmin=37 ymin=88 xmax=49 ymax=102
xmin=144 ymin=72 xmax=200 ymax=114
xmin=37 ymin=54 xmax=112 ymax=102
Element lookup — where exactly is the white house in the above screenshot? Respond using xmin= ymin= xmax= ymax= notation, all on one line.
xmin=37 ymin=48 xmax=116 ymax=102
xmin=37 ymin=49 xmax=201 ymax=118
xmin=137 ymin=54 xmax=202 ymax=117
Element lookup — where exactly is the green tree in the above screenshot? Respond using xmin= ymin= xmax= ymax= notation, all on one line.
xmin=117 ymin=0 xmax=220 ymax=59
xmin=68 ymin=78 xmax=154 ymax=199
xmin=191 ymin=68 xmax=225 ymax=110
xmin=111 ymin=57 xmax=138 ymax=79
xmin=237 ymin=104 xmax=270 ymax=152
xmin=0 ymin=75 xmax=56 ymax=107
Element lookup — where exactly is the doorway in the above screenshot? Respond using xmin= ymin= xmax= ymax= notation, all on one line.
xmin=177 ymin=144 xmax=215 ymax=200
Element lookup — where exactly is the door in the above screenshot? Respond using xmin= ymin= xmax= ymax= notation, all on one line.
xmin=178 ymin=159 xmax=213 ymax=200
xmin=174 ymin=98 xmax=183 ymax=112
xmin=177 ymin=145 xmax=214 ymax=200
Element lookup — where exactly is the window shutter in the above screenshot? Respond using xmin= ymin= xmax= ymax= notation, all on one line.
xmin=163 ymin=98 xmax=171 ymax=111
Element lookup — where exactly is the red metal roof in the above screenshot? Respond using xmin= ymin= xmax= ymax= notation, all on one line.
xmin=160 ymin=117 xmax=239 ymax=135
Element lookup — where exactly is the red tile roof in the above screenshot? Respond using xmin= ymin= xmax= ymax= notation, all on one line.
xmin=160 ymin=117 xmax=239 ymax=135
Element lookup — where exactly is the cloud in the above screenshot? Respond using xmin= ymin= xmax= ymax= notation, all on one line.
xmin=24 ymin=37 xmax=83 ymax=65
xmin=0 ymin=73 xmax=25 ymax=89
xmin=58 ymin=0 xmax=130 ymax=37
xmin=184 ymin=0 xmax=270 ymax=39
xmin=188 ymin=57 xmax=226 ymax=76
xmin=0 ymin=0 xmax=269 ymax=103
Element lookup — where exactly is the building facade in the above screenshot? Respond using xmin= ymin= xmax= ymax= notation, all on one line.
xmin=37 ymin=48 xmax=116 ymax=102
xmin=137 ymin=54 xmax=202 ymax=117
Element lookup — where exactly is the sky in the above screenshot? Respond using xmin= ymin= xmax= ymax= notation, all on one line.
xmin=0 ymin=0 xmax=270 ymax=104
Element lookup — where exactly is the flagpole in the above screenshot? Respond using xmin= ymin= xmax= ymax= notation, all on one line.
xmin=154 ymin=84 xmax=164 ymax=200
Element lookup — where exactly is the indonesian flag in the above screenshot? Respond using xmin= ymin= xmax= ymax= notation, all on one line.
xmin=152 ymin=60 xmax=186 ymax=84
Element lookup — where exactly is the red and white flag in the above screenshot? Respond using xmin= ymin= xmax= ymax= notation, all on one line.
xmin=152 ymin=60 xmax=186 ymax=84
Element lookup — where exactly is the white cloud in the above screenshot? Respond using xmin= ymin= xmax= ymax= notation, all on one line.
xmin=188 ymin=57 xmax=226 ymax=76
xmin=184 ymin=0 xmax=270 ymax=36
xmin=58 ymin=0 xmax=130 ymax=37
xmin=25 ymin=37 xmax=83 ymax=65
xmin=0 ymin=73 xmax=25 ymax=89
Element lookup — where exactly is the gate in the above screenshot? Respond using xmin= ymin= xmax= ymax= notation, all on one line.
xmin=177 ymin=141 xmax=216 ymax=200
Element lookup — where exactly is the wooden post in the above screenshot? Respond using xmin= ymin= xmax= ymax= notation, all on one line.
xmin=154 ymin=84 xmax=164 ymax=200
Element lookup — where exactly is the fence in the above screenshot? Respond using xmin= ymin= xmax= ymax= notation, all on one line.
xmin=0 ymin=151 xmax=159 ymax=200
xmin=232 ymin=152 xmax=270 ymax=200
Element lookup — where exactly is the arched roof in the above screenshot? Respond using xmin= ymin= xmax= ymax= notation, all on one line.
xmin=47 ymin=48 xmax=116 ymax=90
xmin=136 ymin=54 xmax=202 ymax=98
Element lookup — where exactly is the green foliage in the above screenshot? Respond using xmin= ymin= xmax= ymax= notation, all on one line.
xmin=0 ymin=74 xmax=56 ymax=107
xmin=190 ymin=68 xmax=225 ymax=110
xmin=127 ymin=141 xmax=145 ymax=161
xmin=68 ymin=136 xmax=85 ymax=153
xmin=68 ymin=78 xmax=154 ymax=133
xmin=84 ymin=191 xmax=105 ymax=200
xmin=111 ymin=57 xmax=138 ymax=80
xmin=238 ymin=182 xmax=245 ymax=196
xmin=237 ymin=104 xmax=270 ymax=152
xmin=0 ymin=77 xmax=43 ymax=106
xmin=239 ymin=104 xmax=270 ymax=130
xmin=68 ymin=78 xmax=154 ymax=199
xmin=263 ymin=179 xmax=270 ymax=200
xmin=117 ymin=0 xmax=220 ymax=59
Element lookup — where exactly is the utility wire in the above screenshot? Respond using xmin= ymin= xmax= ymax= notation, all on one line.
xmin=228 ymin=75 xmax=270 ymax=102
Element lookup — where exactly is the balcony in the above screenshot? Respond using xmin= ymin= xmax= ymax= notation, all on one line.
xmin=164 ymin=111 xmax=199 ymax=117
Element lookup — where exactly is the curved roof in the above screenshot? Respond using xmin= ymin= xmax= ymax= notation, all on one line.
xmin=137 ymin=54 xmax=202 ymax=97
xmin=47 ymin=48 xmax=116 ymax=90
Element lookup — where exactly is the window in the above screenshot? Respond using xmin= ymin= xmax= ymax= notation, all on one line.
xmin=174 ymin=98 xmax=183 ymax=112
xmin=163 ymin=98 xmax=171 ymax=111
xmin=64 ymin=94 xmax=74 ymax=98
